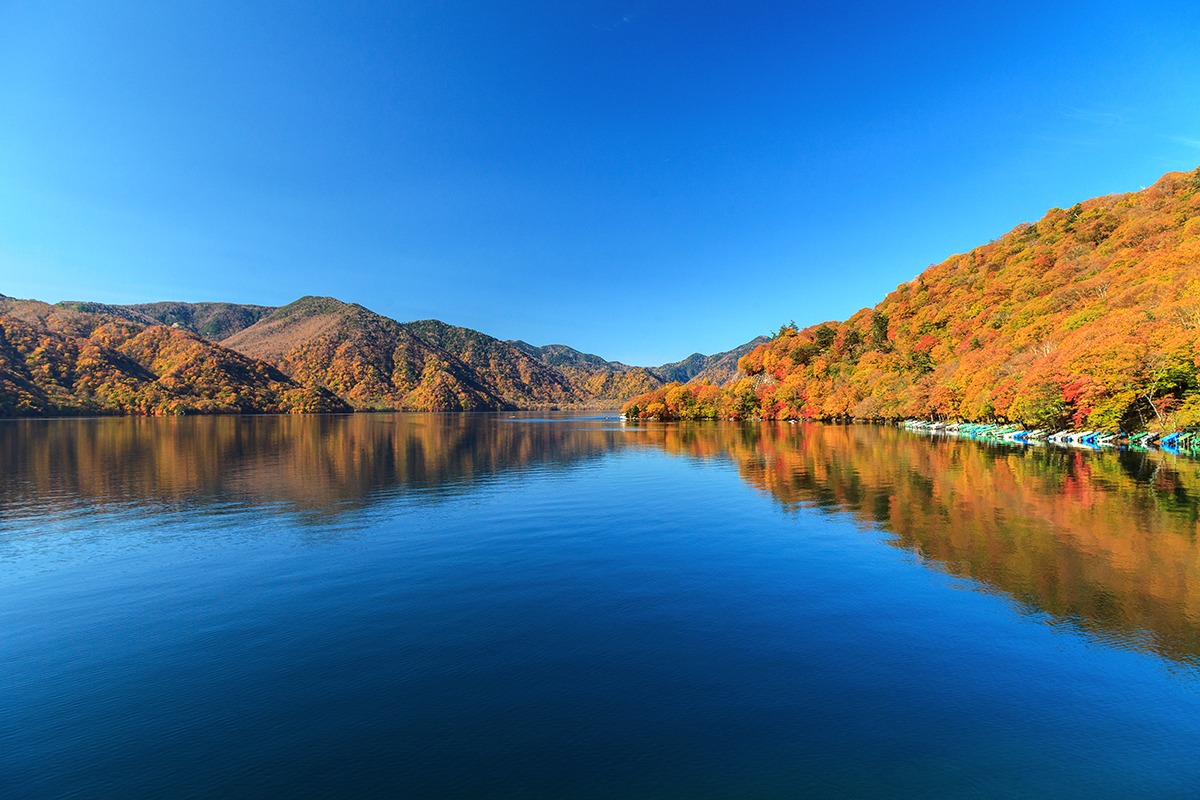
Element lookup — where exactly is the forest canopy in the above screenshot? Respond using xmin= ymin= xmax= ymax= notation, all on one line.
xmin=624 ymin=167 xmax=1200 ymax=431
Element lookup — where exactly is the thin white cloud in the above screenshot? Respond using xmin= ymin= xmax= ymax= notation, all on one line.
xmin=1056 ymin=105 xmax=1125 ymax=127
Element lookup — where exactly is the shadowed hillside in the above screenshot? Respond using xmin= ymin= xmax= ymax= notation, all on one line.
xmin=654 ymin=336 xmax=769 ymax=384
xmin=511 ymin=336 xmax=770 ymax=402
xmin=509 ymin=340 xmax=666 ymax=402
xmin=128 ymin=301 xmax=273 ymax=340
xmin=57 ymin=300 xmax=274 ymax=341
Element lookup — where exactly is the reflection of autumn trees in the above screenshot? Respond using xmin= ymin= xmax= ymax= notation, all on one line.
xmin=627 ymin=421 xmax=1200 ymax=665
xmin=625 ymin=167 xmax=1200 ymax=430
xmin=1 ymin=415 xmax=623 ymax=514
xmin=9 ymin=414 xmax=1200 ymax=664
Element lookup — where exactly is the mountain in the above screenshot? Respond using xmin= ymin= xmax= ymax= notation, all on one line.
xmin=52 ymin=301 xmax=161 ymax=327
xmin=219 ymin=297 xmax=584 ymax=411
xmin=623 ymin=166 xmax=1200 ymax=430
xmin=399 ymin=319 xmax=577 ymax=406
xmin=653 ymin=336 xmax=769 ymax=384
xmin=510 ymin=337 xmax=770 ymax=401
xmin=231 ymin=304 xmax=735 ymax=411
xmin=0 ymin=296 xmax=347 ymax=416
xmin=125 ymin=301 xmax=273 ymax=340
xmin=56 ymin=300 xmax=274 ymax=341
xmin=509 ymin=341 xmax=631 ymax=372
xmin=1 ymin=291 xmax=768 ymax=416
xmin=220 ymin=296 xmax=504 ymax=411
xmin=508 ymin=340 xmax=665 ymax=402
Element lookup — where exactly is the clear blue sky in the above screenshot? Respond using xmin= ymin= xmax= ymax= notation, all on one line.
xmin=2 ymin=1 xmax=1200 ymax=365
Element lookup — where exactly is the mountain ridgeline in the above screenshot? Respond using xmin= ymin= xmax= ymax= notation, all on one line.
xmin=0 ymin=293 xmax=759 ymax=416
xmin=9 ymin=165 xmax=1198 ymax=422
xmin=0 ymin=297 xmax=347 ymax=417
xmin=624 ymin=166 xmax=1200 ymax=432
xmin=56 ymin=300 xmax=275 ymax=342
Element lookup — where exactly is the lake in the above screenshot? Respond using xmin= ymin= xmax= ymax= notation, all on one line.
xmin=3 ymin=413 xmax=1200 ymax=798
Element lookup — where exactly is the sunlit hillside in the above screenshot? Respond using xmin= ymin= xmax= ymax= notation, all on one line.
xmin=0 ymin=296 xmax=346 ymax=416
xmin=625 ymin=167 xmax=1200 ymax=431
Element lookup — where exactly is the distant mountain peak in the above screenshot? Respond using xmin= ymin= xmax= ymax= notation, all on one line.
xmin=652 ymin=336 xmax=769 ymax=384
xmin=268 ymin=295 xmax=355 ymax=318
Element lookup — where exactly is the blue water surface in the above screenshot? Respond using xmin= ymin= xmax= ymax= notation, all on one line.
xmin=2 ymin=414 xmax=1199 ymax=798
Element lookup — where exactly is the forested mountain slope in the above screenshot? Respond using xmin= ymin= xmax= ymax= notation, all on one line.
xmin=126 ymin=301 xmax=273 ymax=341
xmin=654 ymin=336 xmax=770 ymax=384
xmin=2 ymin=289 xmax=764 ymax=416
xmin=0 ymin=297 xmax=346 ymax=416
xmin=56 ymin=300 xmax=273 ymax=341
xmin=220 ymin=297 xmax=516 ymax=411
xmin=624 ymin=166 xmax=1200 ymax=430
xmin=509 ymin=340 xmax=665 ymax=401
xmin=398 ymin=319 xmax=578 ymax=407
xmin=511 ymin=336 xmax=770 ymax=400
xmin=222 ymin=297 xmax=642 ymax=410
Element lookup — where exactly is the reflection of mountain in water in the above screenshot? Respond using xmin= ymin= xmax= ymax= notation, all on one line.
xmin=626 ymin=421 xmax=1200 ymax=666
xmin=7 ymin=414 xmax=1200 ymax=666
xmin=1 ymin=414 xmax=625 ymax=516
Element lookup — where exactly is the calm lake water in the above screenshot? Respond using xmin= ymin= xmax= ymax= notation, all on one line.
xmin=3 ymin=413 xmax=1200 ymax=798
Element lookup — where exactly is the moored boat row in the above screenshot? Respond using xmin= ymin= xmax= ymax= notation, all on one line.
xmin=901 ymin=420 xmax=1200 ymax=455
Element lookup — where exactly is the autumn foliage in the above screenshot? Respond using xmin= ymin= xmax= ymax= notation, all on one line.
xmin=625 ymin=167 xmax=1200 ymax=431
xmin=0 ymin=298 xmax=349 ymax=416
xmin=1 ymin=293 xmax=764 ymax=416
xmin=222 ymin=298 xmax=586 ymax=411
